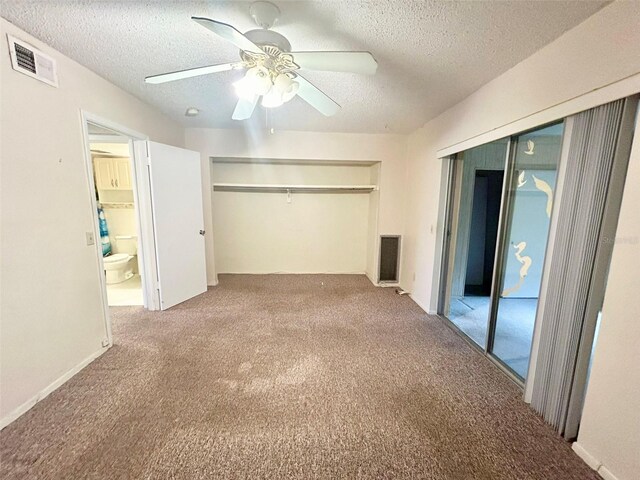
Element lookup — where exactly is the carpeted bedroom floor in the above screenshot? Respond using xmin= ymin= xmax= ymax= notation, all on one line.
xmin=0 ymin=275 xmax=598 ymax=479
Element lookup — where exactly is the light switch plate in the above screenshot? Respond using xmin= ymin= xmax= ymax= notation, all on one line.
xmin=86 ymin=231 xmax=95 ymax=246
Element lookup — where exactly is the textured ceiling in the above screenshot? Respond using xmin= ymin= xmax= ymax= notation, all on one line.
xmin=1 ymin=1 xmax=606 ymax=133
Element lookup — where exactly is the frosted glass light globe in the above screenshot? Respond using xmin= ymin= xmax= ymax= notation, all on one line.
xmin=273 ymin=73 xmax=299 ymax=102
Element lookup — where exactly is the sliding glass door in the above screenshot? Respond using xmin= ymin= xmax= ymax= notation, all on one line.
xmin=489 ymin=124 xmax=564 ymax=378
xmin=442 ymin=140 xmax=508 ymax=347
xmin=440 ymin=123 xmax=564 ymax=382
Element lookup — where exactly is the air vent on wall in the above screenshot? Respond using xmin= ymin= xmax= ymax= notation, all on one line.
xmin=7 ymin=35 xmax=58 ymax=87
xmin=379 ymin=235 xmax=401 ymax=284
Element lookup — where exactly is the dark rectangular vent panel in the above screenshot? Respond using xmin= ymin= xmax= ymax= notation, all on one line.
xmin=379 ymin=236 xmax=400 ymax=283
xmin=15 ymin=43 xmax=36 ymax=73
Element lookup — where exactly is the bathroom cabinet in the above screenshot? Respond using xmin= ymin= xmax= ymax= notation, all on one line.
xmin=93 ymin=157 xmax=132 ymax=190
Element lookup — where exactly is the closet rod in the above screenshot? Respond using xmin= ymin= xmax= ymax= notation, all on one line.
xmin=213 ymin=183 xmax=378 ymax=193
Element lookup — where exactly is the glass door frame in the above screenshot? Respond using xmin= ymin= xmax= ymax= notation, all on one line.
xmin=436 ymin=156 xmax=460 ymax=317
xmin=437 ymin=121 xmax=566 ymax=388
xmin=484 ymin=137 xmax=520 ymax=382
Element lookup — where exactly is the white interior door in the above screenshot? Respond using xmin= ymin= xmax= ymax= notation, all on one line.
xmin=147 ymin=141 xmax=207 ymax=309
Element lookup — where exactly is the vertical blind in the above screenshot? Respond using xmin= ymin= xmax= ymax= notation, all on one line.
xmin=530 ymin=99 xmax=626 ymax=435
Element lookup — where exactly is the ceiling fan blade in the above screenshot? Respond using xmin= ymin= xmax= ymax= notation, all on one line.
xmin=232 ymin=96 xmax=259 ymax=121
xmin=192 ymin=16 xmax=264 ymax=54
xmin=145 ymin=63 xmax=238 ymax=84
xmin=294 ymin=74 xmax=340 ymax=117
xmin=291 ymin=51 xmax=377 ymax=75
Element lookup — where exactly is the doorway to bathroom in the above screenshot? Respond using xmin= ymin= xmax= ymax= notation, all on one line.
xmin=82 ymin=111 xmax=208 ymax=326
xmin=87 ymin=122 xmax=146 ymax=307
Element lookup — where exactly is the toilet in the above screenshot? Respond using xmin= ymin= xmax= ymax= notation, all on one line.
xmin=103 ymin=235 xmax=138 ymax=284
xmin=104 ymin=253 xmax=134 ymax=284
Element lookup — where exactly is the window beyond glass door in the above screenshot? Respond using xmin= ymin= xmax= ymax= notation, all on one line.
xmin=490 ymin=123 xmax=564 ymax=379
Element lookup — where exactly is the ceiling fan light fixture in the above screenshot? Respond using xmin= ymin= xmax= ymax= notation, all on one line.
xmin=274 ymin=73 xmax=299 ymax=102
xmin=246 ymin=66 xmax=272 ymax=95
xmin=261 ymin=88 xmax=284 ymax=108
xmin=233 ymin=76 xmax=256 ymax=101
xmin=234 ymin=66 xmax=272 ymax=99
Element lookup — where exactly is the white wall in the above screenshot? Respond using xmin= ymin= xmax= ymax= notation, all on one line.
xmin=185 ymin=128 xmax=408 ymax=285
xmin=102 ymin=208 xmax=136 ymax=252
xmin=0 ymin=19 xmax=184 ymax=425
xmin=212 ymin=162 xmax=373 ymax=273
xmin=572 ymin=112 xmax=640 ymax=480
xmin=400 ymin=0 xmax=640 ymax=312
xmin=366 ymin=164 xmax=381 ymax=281
xmin=398 ymin=2 xmax=640 ymax=478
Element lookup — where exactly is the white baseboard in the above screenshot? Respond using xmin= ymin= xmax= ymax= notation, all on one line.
xmin=0 ymin=346 xmax=109 ymax=430
xmin=364 ymin=271 xmax=377 ymax=286
xmin=408 ymin=294 xmax=429 ymax=314
xmin=572 ymin=442 xmax=602 ymax=471
xmin=407 ymin=294 xmax=438 ymax=316
xmin=598 ymin=466 xmax=621 ymax=480
xmin=572 ymin=442 xmax=621 ymax=480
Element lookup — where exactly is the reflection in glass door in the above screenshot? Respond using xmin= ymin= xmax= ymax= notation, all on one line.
xmin=489 ymin=123 xmax=564 ymax=379
xmin=442 ymin=140 xmax=508 ymax=347
xmin=440 ymin=123 xmax=564 ymax=383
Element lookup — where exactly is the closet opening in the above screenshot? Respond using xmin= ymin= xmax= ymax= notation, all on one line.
xmin=210 ymin=158 xmax=383 ymax=282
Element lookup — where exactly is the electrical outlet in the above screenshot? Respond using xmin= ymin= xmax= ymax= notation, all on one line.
xmin=86 ymin=231 xmax=95 ymax=246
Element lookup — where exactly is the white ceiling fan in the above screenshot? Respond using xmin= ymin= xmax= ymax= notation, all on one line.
xmin=145 ymin=1 xmax=377 ymax=120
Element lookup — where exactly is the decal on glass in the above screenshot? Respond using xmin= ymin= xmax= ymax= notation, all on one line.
xmin=501 ymin=241 xmax=532 ymax=297
xmin=532 ymin=175 xmax=553 ymax=218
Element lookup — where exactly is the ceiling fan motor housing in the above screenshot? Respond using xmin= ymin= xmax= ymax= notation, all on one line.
xmin=244 ymin=29 xmax=292 ymax=52
xmin=249 ymin=1 xmax=281 ymax=29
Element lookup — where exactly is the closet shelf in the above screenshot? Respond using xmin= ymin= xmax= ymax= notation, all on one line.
xmin=213 ymin=183 xmax=378 ymax=193
xmin=99 ymin=201 xmax=134 ymax=208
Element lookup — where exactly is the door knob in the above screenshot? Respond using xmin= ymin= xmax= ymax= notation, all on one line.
xmin=199 ymin=230 xmax=205 ymax=235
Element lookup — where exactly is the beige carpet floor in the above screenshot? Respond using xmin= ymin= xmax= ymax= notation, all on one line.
xmin=0 ymin=275 xmax=598 ymax=479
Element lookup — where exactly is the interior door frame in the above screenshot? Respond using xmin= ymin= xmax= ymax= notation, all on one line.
xmin=80 ymin=111 xmax=156 ymax=346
